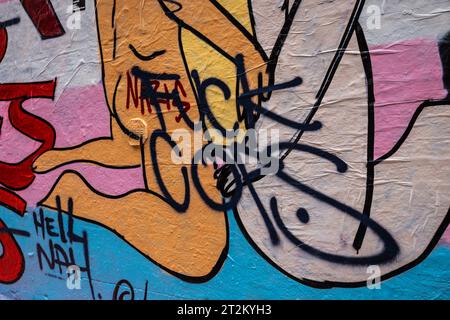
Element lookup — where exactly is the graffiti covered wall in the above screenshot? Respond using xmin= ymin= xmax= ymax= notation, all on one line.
xmin=0 ymin=0 xmax=450 ymax=299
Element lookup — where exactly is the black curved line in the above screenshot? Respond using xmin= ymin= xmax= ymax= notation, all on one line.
xmin=94 ymin=2 xmax=117 ymax=142
xmin=0 ymin=227 xmax=30 ymax=237
xmin=129 ymin=44 xmax=166 ymax=61
xmin=158 ymin=0 xmax=233 ymax=62
xmin=266 ymin=0 xmax=303 ymax=89
xmin=0 ymin=17 xmax=20 ymax=29
xmin=246 ymin=0 xmax=257 ymax=39
xmin=373 ymin=99 xmax=450 ymax=166
xmin=352 ymin=22 xmax=376 ymax=253
xmin=111 ymin=0 xmax=116 ymax=28
xmin=161 ymin=0 xmax=183 ymax=13
xmin=270 ymin=196 xmax=398 ymax=266
xmin=33 ymin=159 xmax=141 ymax=175
xmin=178 ymin=25 xmax=201 ymax=111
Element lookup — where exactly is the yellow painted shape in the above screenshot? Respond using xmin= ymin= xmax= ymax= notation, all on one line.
xmin=182 ymin=1 xmax=252 ymax=144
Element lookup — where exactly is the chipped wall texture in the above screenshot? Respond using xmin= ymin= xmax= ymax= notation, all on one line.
xmin=0 ymin=0 xmax=449 ymax=299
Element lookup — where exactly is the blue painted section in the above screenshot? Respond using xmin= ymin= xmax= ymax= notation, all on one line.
xmin=0 ymin=205 xmax=449 ymax=300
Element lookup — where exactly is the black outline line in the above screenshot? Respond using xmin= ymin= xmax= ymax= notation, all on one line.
xmin=129 ymin=45 xmax=166 ymax=61
xmin=352 ymin=22 xmax=376 ymax=253
xmin=0 ymin=17 xmax=20 ymax=29
xmin=280 ymin=0 xmax=365 ymax=161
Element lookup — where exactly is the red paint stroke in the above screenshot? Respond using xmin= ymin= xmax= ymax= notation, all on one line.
xmin=0 ymin=218 xmax=25 ymax=284
xmin=126 ymin=71 xmax=191 ymax=121
xmin=0 ymin=188 xmax=26 ymax=216
xmin=0 ymin=188 xmax=26 ymax=284
xmin=0 ymin=28 xmax=6 ymax=63
xmin=0 ymin=81 xmax=56 ymax=190
xmin=0 ymin=82 xmax=56 ymax=284
xmin=20 ymin=0 xmax=65 ymax=39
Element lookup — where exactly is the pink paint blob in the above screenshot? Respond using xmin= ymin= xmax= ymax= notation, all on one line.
xmin=371 ymin=39 xmax=448 ymax=160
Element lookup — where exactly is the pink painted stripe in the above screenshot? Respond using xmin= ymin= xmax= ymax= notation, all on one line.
xmin=371 ymin=39 xmax=447 ymax=160
xmin=17 ymin=164 xmax=145 ymax=208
